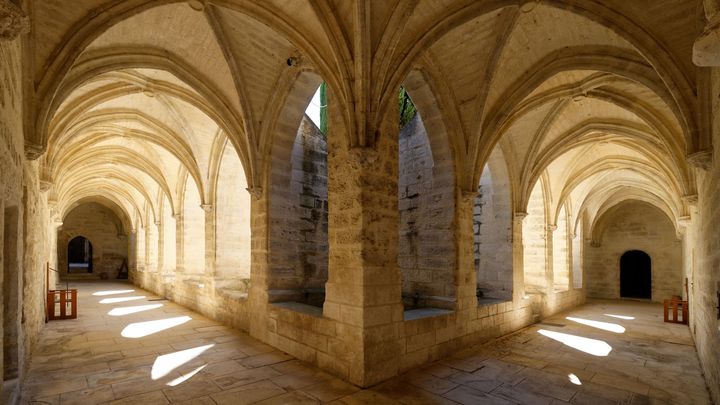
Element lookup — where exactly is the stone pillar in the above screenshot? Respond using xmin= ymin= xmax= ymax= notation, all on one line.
xmin=174 ymin=213 xmax=184 ymax=274
xmin=248 ymin=188 xmax=270 ymax=341
xmin=201 ymin=204 xmax=215 ymax=278
xmin=512 ymin=212 xmax=527 ymax=301
xmin=155 ymin=219 xmax=163 ymax=274
xmin=135 ymin=225 xmax=146 ymax=273
xmin=128 ymin=229 xmax=137 ymax=282
xmin=323 ymin=90 xmax=402 ymax=387
xmin=546 ymin=224 xmax=556 ymax=294
xmin=455 ymin=190 xmax=478 ymax=316
xmin=146 ymin=222 xmax=158 ymax=273
xmin=0 ymin=1 xmax=29 ymax=42
xmin=694 ymin=0 xmax=720 ymax=66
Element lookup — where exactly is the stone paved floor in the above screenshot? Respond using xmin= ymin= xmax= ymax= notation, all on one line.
xmin=22 ymin=282 xmax=712 ymax=404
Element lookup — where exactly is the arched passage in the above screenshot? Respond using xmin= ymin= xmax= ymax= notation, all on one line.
xmin=620 ymin=250 xmax=652 ymax=299
xmin=58 ymin=203 xmax=129 ymax=280
xmin=586 ymin=200 xmax=681 ymax=302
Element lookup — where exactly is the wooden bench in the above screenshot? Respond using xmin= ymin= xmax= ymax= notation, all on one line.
xmin=47 ymin=289 xmax=78 ymax=320
xmin=663 ymin=298 xmax=688 ymax=324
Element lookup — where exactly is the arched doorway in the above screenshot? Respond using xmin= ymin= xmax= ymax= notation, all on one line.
xmin=68 ymin=236 xmax=93 ymax=273
xmin=620 ymin=250 xmax=651 ymax=299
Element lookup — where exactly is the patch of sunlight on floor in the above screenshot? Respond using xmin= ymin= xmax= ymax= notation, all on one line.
xmin=121 ymin=316 xmax=192 ymax=338
xmin=108 ymin=304 xmax=163 ymax=316
xmin=568 ymin=373 xmax=582 ymax=385
xmin=604 ymin=314 xmax=635 ymax=320
xmin=166 ymin=364 xmax=207 ymax=386
xmin=99 ymin=296 xmax=146 ymax=304
xmin=151 ymin=345 xmax=214 ymax=380
xmin=566 ymin=316 xmax=625 ymax=333
xmin=92 ymin=289 xmax=135 ymax=296
xmin=538 ymin=329 xmax=612 ymax=356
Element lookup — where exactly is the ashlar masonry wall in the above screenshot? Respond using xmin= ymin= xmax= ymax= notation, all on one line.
xmin=0 ymin=35 xmax=50 ymax=400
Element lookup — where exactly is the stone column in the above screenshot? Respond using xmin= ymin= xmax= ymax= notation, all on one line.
xmin=155 ymin=219 xmax=163 ymax=274
xmin=174 ymin=213 xmax=184 ymax=274
xmin=135 ymin=225 xmax=146 ymax=273
xmin=0 ymin=1 xmax=29 ymax=42
xmin=201 ymin=204 xmax=215 ymax=278
xmin=146 ymin=222 xmax=158 ymax=273
xmin=694 ymin=0 xmax=720 ymax=66
xmin=128 ymin=229 xmax=137 ymax=282
xmin=512 ymin=212 xmax=527 ymax=301
xmin=546 ymin=224 xmax=556 ymax=294
xmin=323 ymin=90 xmax=402 ymax=387
xmin=456 ymin=190 xmax=478 ymax=317
xmin=248 ymin=187 xmax=270 ymax=341
xmin=568 ymin=231 xmax=574 ymax=288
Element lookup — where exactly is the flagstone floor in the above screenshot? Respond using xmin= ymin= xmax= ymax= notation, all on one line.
xmin=21 ymin=281 xmax=712 ymax=404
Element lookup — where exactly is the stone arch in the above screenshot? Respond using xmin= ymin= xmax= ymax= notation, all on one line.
xmin=32 ymin=1 xmax=343 ymax=167
xmin=42 ymin=49 xmax=254 ymax=190
xmin=382 ymin=1 xmax=697 ymax=159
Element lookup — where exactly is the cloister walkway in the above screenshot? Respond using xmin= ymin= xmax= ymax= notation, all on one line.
xmin=22 ymin=282 xmax=711 ymax=404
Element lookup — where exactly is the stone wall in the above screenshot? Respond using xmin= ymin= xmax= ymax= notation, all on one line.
xmin=20 ymin=161 xmax=49 ymax=385
xmin=0 ymin=35 xmax=46 ymax=401
xmin=682 ymin=66 xmax=720 ymax=405
xmin=57 ymin=203 xmax=128 ymax=280
xmin=585 ymin=200 xmax=682 ymax=302
xmin=398 ymin=114 xmax=455 ymax=305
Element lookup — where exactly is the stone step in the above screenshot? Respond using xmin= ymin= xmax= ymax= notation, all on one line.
xmin=60 ymin=273 xmax=102 ymax=281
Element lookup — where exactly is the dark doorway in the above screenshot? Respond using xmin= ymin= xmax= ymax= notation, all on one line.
xmin=620 ymin=250 xmax=651 ymax=299
xmin=68 ymin=236 xmax=93 ymax=273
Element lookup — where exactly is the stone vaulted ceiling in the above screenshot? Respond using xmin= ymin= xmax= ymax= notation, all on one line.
xmin=27 ymin=0 xmax=703 ymax=235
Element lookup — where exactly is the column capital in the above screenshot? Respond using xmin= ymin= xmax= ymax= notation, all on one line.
xmin=348 ymin=146 xmax=379 ymax=167
xmin=200 ymin=203 xmax=214 ymax=213
xmin=513 ymin=212 xmax=528 ymax=222
xmin=547 ymin=224 xmax=558 ymax=232
xmin=682 ymin=194 xmax=699 ymax=206
xmin=694 ymin=5 xmax=720 ymax=66
xmin=688 ymin=150 xmax=713 ymax=171
xmin=246 ymin=187 xmax=263 ymax=200
xmin=0 ymin=0 xmax=28 ymax=42
xmin=460 ymin=188 xmax=478 ymax=203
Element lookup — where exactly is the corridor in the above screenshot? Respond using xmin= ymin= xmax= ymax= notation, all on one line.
xmin=23 ymin=282 xmax=711 ymax=404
